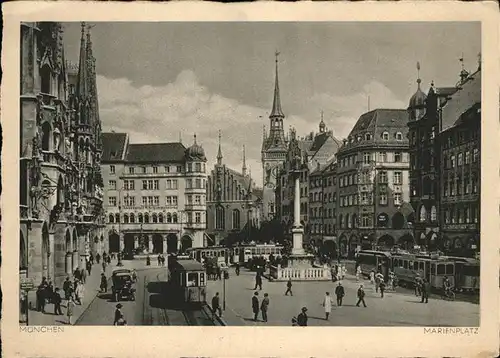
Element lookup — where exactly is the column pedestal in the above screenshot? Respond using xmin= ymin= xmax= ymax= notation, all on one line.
xmin=134 ymin=236 xmax=139 ymax=250
xmin=148 ymin=234 xmax=153 ymax=253
xmin=119 ymin=233 xmax=124 ymax=252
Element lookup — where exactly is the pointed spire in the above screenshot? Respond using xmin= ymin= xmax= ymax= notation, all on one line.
xmin=217 ymin=130 xmax=223 ymax=165
xmin=76 ymin=22 xmax=88 ymax=99
xmin=263 ymin=125 xmax=266 ymax=139
xmin=319 ymin=110 xmax=326 ymax=133
xmin=270 ymin=50 xmax=284 ymax=118
xmin=416 ymin=61 xmax=422 ymax=89
xmin=242 ymin=145 xmax=247 ymax=176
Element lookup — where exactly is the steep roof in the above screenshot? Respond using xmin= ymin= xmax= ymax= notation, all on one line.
xmin=126 ymin=143 xmax=186 ymax=163
xmin=101 ymin=132 xmax=128 ymax=162
xmin=441 ymin=69 xmax=481 ymax=132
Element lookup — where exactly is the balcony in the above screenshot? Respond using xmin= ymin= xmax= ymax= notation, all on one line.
xmin=41 ymin=150 xmax=66 ymax=168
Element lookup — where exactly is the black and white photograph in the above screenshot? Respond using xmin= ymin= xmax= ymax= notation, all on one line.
xmin=17 ymin=20 xmax=486 ymax=328
xmin=3 ymin=3 xmax=499 ymax=357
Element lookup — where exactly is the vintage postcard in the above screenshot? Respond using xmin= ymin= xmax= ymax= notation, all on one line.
xmin=2 ymin=1 xmax=499 ymax=357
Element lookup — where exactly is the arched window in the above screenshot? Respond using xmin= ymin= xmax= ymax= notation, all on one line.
xmin=123 ymin=214 xmax=129 ymax=224
xmin=232 ymin=209 xmax=241 ymax=230
xmin=419 ymin=205 xmax=427 ymax=222
xmin=115 ymin=213 xmax=120 ymax=223
xmin=41 ymin=122 xmax=51 ymax=151
xmin=109 ymin=214 xmax=114 ymax=223
xmin=152 ymin=213 xmax=158 ymax=223
xmin=129 ymin=213 xmax=135 ymax=223
xmin=365 ymin=133 xmax=372 ymax=141
xmin=338 ymin=214 xmax=343 ymax=229
xmin=40 ymin=64 xmax=51 ymax=94
xmin=395 ymin=132 xmax=403 ymax=141
xmin=167 ymin=213 xmax=172 ymax=223
xmin=144 ymin=213 xmax=150 ymax=223
xmin=158 ymin=213 xmax=164 ymax=223
xmin=352 ymin=214 xmax=358 ymax=228
xmin=173 ymin=213 xmax=178 ymax=223
xmin=382 ymin=131 xmax=389 ymax=140
xmin=216 ymin=206 xmax=225 ymax=230
xmin=392 ymin=212 xmax=405 ymax=229
xmin=138 ymin=213 xmax=143 ymax=223
xmin=85 ymin=138 xmax=90 ymax=163
xmin=430 ymin=206 xmax=437 ymax=222
xmin=347 ymin=214 xmax=352 ymax=228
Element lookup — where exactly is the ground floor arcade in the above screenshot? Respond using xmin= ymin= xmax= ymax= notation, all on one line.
xmin=337 ymin=229 xmax=415 ymax=258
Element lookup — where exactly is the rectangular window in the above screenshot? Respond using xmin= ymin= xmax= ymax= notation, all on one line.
xmin=172 ymin=196 xmax=178 ymax=206
xmin=186 ymin=179 xmax=192 ymax=189
xmin=165 ymin=166 xmax=170 ymax=173
xmin=142 ymin=197 xmax=148 ymax=206
xmin=142 ymin=167 xmax=147 ymax=174
xmin=380 ymin=193 xmax=388 ymax=205
xmin=379 ymin=171 xmax=388 ymax=183
xmin=108 ymin=197 xmax=117 ymax=207
xmin=110 ymin=165 xmax=115 ymax=174
xmin=129 ymin=167 xmax=135 ymax=174
xmin=363 ymin=152 xmax=370 ymax=164
xmin=378 ymin=152 xmax=387 ymax=162
xmin=394 ymin=152 xmax=402 ymax=163
xmin=187 ymin=163 xmax=192 ymax=172
xmin=394 ymin=193 xmax=402 ymax=206
xmin=109 ymin=180 xmax=116 ymax=190
xmin=142 ymin=180 xmax=147 ymax=190
xmin=361 ymin=214 xmax=370 ymax=227
xmin=457 ymin=153 xmax=463 ymax=166
xmin=153 ymin=166 xmax=158 ymax=174
xmin=465 ymin=151 xmax=470 ymax=165
xmin=187 ymin=195 xmax=193 ymax=204
xmin=153 ymin=196 xmax=159 ymax=206
xmin=451 ymin=155 xmax=456 ymax=168
xmin=465 ymin=175 xmax=471 ymax=194
xmin=166 ymin=180 xmax=172 ymax=189
xmin=195 ymin=163 xmax=201 ymax=172
xmin=394 ymin=172 xmax=402 ymax=185
xmin=195 ymin=212 xmax=201 ymax=223
xmin=196 ymin=179 xmax=201 ymax=189
xmin=187 ymin=212 xmax=193 ymax=223
xmin=172 ymin=179 xmax=178 ymax=189
xmin=148 ymin=196 xmax=154 ymax=206
xmin=473 ymin=148 xmax=479 ymax=163
xmin=176 ymin=165 xmax=182 ymax=173
xmin=147 ymin=180 xmax=153 ymax=190
xmin=444 ymin=181 xmax=449 ymax=196
xmin=153 ymin=180 xmax=159 ymax=190
xmin=195 ymin=195 xmax=201 ymax=204
xmin=361 ymin=192 xmax=368 ymax=204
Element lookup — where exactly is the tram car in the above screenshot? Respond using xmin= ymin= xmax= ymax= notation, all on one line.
xmin=356 ymin=250 xmax=392 ymax=280
xmin=168 ymin=257 xmax=207 ymax=305
xmin=443 ymin=256 xmax=480 ymax=293
xmin=187 ymin=247 xmax=230 ymax=266
xmin=235 ymin=244 xmax=284 ymax=265
xmin=391 ymin=254 xmax=431 ymax=288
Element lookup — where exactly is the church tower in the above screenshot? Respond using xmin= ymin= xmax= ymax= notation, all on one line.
xmin=261 ymin=51 xmax=288 ymax=220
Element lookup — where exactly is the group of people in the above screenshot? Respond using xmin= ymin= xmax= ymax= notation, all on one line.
xmin=331 ymin=264 xmax=347 ymax=282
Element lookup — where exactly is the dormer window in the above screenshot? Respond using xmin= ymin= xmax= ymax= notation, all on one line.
xmin=395 ymin=132 xmax=403 ymax=141
xmin=365 ymin=133 xmax=372 ymax=141
xmin=382 ymin=132 xmax=389 ymax=140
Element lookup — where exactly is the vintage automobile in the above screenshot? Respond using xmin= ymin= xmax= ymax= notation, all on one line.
xmin=111 ymin=269 xmax=136 ymax=302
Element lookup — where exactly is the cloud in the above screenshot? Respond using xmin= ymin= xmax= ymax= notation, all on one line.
xmin=97 ymin=71 xmax=406 ymax=187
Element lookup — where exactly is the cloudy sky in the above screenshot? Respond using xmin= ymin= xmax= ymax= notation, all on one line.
xmin=63 ymin=22 xmax=480 ymax=186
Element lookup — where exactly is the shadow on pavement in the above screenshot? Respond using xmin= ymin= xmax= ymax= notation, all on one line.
xmin=147 ymin=281 xmax=169 ymax=295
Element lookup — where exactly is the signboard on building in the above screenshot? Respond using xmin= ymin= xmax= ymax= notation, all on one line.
xmin=20 ymin=277 xmax=35 ymax=291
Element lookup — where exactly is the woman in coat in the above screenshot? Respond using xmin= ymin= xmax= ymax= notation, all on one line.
xmin=322 ymin=292 xmax=334 ymax=320
xmin=66 ymin=296 xmax=76 ymax=325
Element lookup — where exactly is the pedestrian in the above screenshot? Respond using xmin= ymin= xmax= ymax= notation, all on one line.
xmin=157 ymin=254 xmax=161 ymax=266
xmin=216 ymin=266 xmax=222 ymax=280
xmin=421 ymin=278 xmax=430 ymax=303
xmin=235 ymin=262 xmax=240 ymax=276
xmin=253 ymin=273 xmax=262 ymax=290
xmin=370 ymin=270 xmax=375 ymax=285
xmin=211 ymin=292 xmax=222 ymax=318
xmin=114 ymin=303 xmax=125 ymax=325
xmin=86 ymin=260 xmax=92 ymax=276
xmin=36 ymin=284 xmax=46 ymax=313
xmin=330 ymin=267 xmax=336 ymax=282
xmin=341 ymin=265 xmax=347 ymax=280
xmin=414 ymin=273 xmax=423 ymax=296
xmin=375 ymin=272 xmax=382 ymax=293
xmin=285 ymin=278 xmax=293 ymax=296
xmin=66 ymin=296 xmax=75 ymax=325
xmin=322 ymin=292 xmax=333 ymax=320
xmin=261 ymin=293 xmax=270 ymax=322
xmin=102 ymin=260 xmax=107 ymax=273
xmin=107 ymin=255 xmax=111 ymax=264
xmin=356 ymin=265 xmax=361 ymax=282
xmin=379 ymin=279 xmax=386 ymax=298
xmin=356 ymin=284 xmax=367 ymax=307
xmin=336 ymin=265 xmax=342 ymax=281
xmin=96 ymin=253 xmax=101 ymax=264
xmin=75 ymin=280 xmax=84 ymax=305
xmin=252 ymin=292 xmax=260 ymax=321
xmin=80 ymin=266 xmax=87 ymax=284
xmin=63 ymin=277 xmax=72 ymax=303
xmin=146 ymin=255 xmax=151 ymax=266
xmin=53 ymin=288 xmax=63 ymax=315
xmin=74 ymin=268 xmax=81 ymax=281
xmin=100 ymin=273 xmax=108 ymax=293
xmin=297 ymin=307 xmax=308 ymax=326
xmin=89 ymin=253 xmax=94 ymax=265
xmin=46 ymin=280 xmax=54 ymax=304
xmin=335 ymin=281 xmax=345 ymax=306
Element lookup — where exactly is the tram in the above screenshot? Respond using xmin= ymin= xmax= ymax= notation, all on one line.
xmin=186 ymin=247 xmax=230 ymax=266
xmin=235 ymin=244 xmax=284 ymax=265
xmin=168 ymin=257 xmax=207 ymax=305
xmin=443 ymin=256 xmax=480 ymax=293
xmin=356 ymin=250 xmax=392 ymax=280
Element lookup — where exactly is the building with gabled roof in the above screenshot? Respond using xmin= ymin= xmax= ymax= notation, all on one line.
xmin=101 ymin=132 xmax=209 ymax=255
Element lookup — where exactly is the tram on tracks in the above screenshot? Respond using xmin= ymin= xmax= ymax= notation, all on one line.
xmin=186 ymin=247 xmax=230 ymax=266
xmin=168 ymin=256 xmax=207 ymax=305
xmin=234 ymin=244 xmax=284 ymax=265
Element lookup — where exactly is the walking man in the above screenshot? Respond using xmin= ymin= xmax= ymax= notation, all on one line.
xmin=285 ymin=278 xmax=293 ymax=296
xmin=86 ymin=259 xmax=92 ymax=276
xmin=322 ymin=292 xmax=334 ymax=320
xmin=356 ymin=284 xmax=367 ymax=307
xmin=80 ymin=266 xmax=87 ymax=284
xmin=252 ymin=292 xmax=260 ymax=321
xmin=335 ymin=281 xmax=345 ymax=306
xmin=261 ymin=293 xmax=270 ymax=323
xmin=254 ymin=272 xmax=262 ymax=290
xmin=53 ymin=288 xmax=63 ymax=315
xmin=356 ymin=265 xmax=361 ymax=282
xmin=211 ymin=292 xmax=222 ymax=318
xmin=421 ymin=278 xmax=430 ymax=303
xmin=379 ymin=279 xmax=386 ymax=298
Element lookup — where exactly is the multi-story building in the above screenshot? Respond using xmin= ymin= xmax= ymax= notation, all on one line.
xmin=101 ymin=133 xmax=208 ymax=254
xmin=320 ymin=158 xmax=338 ymax=254
xmin=408 ymin=61 xmax=481 ymax=258
xmin=20 ymin=22 xmax=105 ymax=288
xmin=308 ymin=163 xmax=324 ymax=245
xmin=336 ymin=109 xmax=415 ymax=258
xmin=206 ymin=134 xmax=260 ymax=245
